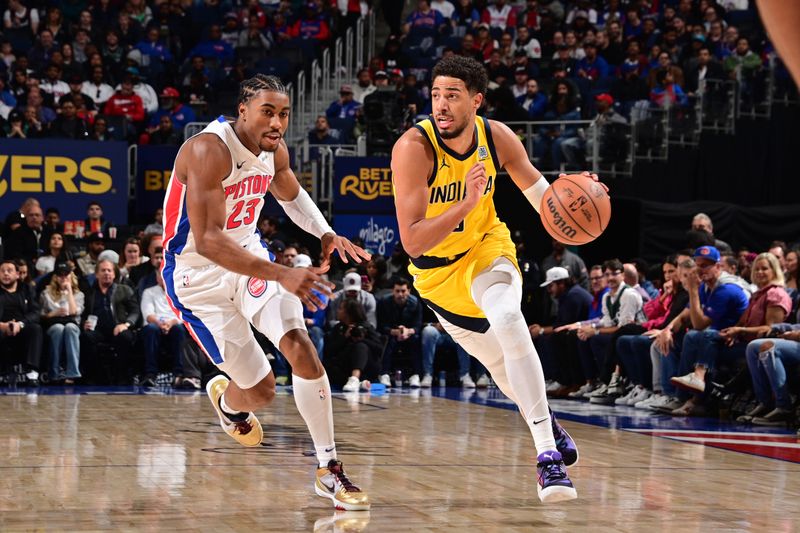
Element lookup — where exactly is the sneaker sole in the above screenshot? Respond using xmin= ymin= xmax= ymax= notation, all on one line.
xmin=205 ymin=375 xmax=263 ymax=447
xmin=670 ymin=378 xmax=705 ymax=393
xmin=314 ymin=483 xmax=371 ymax=511
xmin=538 ymin=484 xmax=578 ymax=503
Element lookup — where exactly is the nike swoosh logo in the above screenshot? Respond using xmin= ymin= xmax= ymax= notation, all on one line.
xmin=320 ymin=480 xmax=335 ymax=492
xmin=532 ymin=417 xmax=549 ymax=425
xmin=324 ymin=446 xmax=336 ymax=453
xmin=236 ymin=161 xmax=245 ymax=169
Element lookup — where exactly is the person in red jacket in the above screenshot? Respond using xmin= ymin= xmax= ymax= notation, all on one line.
xmin=102 ymin=74 xmax=145 ymax=124
xmin=289 ymin=2 xmax=330 ymax=42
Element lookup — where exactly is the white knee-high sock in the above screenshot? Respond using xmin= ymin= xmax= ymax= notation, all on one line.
xmin=292 ymin=373 xmax=337 ymax=467
xmin=480 ymin=282 xmax=556 ymax=455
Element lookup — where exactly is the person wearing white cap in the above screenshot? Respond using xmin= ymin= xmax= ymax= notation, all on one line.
xmin=326 ymin=271 xmax=377 ymax=329
xmin=529 ymin=267 xmax=593 ymax=397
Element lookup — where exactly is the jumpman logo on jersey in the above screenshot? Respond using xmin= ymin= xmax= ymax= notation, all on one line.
xmin=439 ymin=155 xmax=450 ymax=170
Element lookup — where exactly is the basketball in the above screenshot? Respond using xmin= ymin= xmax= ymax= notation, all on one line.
xmin=539 ymin=174 xmax=611 ymax=245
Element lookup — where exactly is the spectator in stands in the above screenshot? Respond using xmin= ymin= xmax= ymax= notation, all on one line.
xmin=616 ymin=255 xmax=691 ymax=410
xmin=647 ymin=51 xmax=685 ymax=90
xmin=481 ymin=0 xmax=516 ymax=35
xmin=560 ymin=93 xmax=627 ymax=168
xmin=517 ymin=78 xmax=548 ymax=119
xmin=35 ymin=232 xmax=69 ymax=276
xmin=41 ymin=262 xmax=83 ymax=384
xmin=379 ymin=34 xmax=412 ymax=73
xmin=768 ymin=241 xmax=787 ymax=273
xmin=3 ymin=109 xmax=31 ymax=138
xmin=25 ymin=87 xmax=57 ymax=126
xmin=3 ymin=0 xmax=40 ymax=48
xmin=510 ymin=66 xmax=529 ymax=99
xmin=77 ymin=232 xmax=105 ymax=276
xmin=352 ymin=68 xmax=376 ymax=104
xmin=377 ymin=277 xmax=423 ymax=388
xmin=541 ymin=238 xmax=589 ymax=290
xmin=139 ymin=265 xmax=185 ymax=387
xmin=514 ymin=24 xmax=542 ymax=60
xmin=650 ymin=69 xmax=688 ymax=108
xmin=134 ymin=245 xmax=162 ymax=296
xmin=624 ymin=262 xmax=651 ymax=303
xmin=473 ymin=23 xmax=497 ymax=61
xmin=6 ymin=203 xmax=50 ymax=266
xmin=147 ymin=115 xmax=180 ymax=145
xmin=85 ymin=201 xmax=110 ymax=235
xmin=550 ymin=43 xmax=578 ymax=77
xmin=452 ymin=0 xmax=479 ymax=34
xmin=118 ymin=237 xmax=144 ymax=279
xmin=188 ymin=24 xmax=234 ymax=65
xmin=134 ymin=24 xmax=173 ymax=65
xmin=327 ymin=271 xmax=377 ymax=329
xmin=365 ymin=255 xmax=391 ymax=296
xmin=420 ymin=321 xmax=482 ymax=388
xmin=148 ymin=86 xmax=195 ymax=130
xmin=784 ymin=249 xmax=799 ymax=292
xmin=143 ymin=208 xmax=163 ymax=236
xmin=64 ymin=75 xmax=96 ymax=112
xmin=0 ymin=258 xmax=43 ymax=385
xmin=402 ymin=0 xmax=447 ymax=47
xmin=44 ymin=207 xmax=62 ymax=234
xmin=325 ymin=298 xmax=383 ymax=392
xmin=308 ymin=114 xmax=340 ymax=147
xmin=80 ymin=259 xmax=139 ymax=384
xmin=690 ymin=212 xmax=732 ymax=253
xmin=82 ymin=65 xmax=115 ymax=107
xmin=2 ymin=197 xmax=38 ymax=238
xmin=744 ymin=324 xmax=800 ymax=426
xmin=40 ymin=62 xmax=70 ymax=101
xmin=49 ymin=96 xmax=89 ymax=139
xmin=575 ymin=41 xmax=610 ymax=84
xmin=530 ymin=266 xmax=593 ymax=395
xmin=220 ymin=13 xmax=240 ymax=47
xmin=685 ymin=45 xmax=725 ymax=96
xmin=325 ymin=86 xmax=357 ymax=125
xmin=21 ymin=104 xmax=46 ymax=137
xmin=571 ymin=259 xmax=645 ymax=401
xmin=27 ymin=29 xmax=57 ymax=71
xmin=89 ymin=116 xmax=111 ymax=140
xmin=658 ymin=246 xmax=750 ymax=415
xmin=238 ymin=16 xmax=272 ymax=53
xmin=267 ymin=11 xmax=292 ymax=47
xmin=103 ymin=73 xmax=145 ymax=126
xmin=290 ymin=2 xmax=330 ymax=43
xmin=724 ymin=36 xmax=761 ymax=80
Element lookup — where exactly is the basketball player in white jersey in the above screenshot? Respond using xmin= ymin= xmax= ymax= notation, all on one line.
xmin=162 ymin=74 xmax=371 ymax=511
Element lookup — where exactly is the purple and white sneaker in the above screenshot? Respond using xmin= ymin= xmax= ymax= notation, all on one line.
xmin=536 ymin=450 xmax=578 ymax=503
xmin=550 ymin=409 xmax=579 ymax=467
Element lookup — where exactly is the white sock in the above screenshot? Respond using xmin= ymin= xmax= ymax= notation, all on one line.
xmin=292 ymin=373 xmax=337 ymax=467
xmin=219 ymin=392 xmax=243 ymax=416
xmin=480 ymin=282 xmax=556 ymax=456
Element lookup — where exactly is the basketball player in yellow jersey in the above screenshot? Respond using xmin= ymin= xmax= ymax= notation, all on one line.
xmin=392 ymin=56 xmax=606 ymax=503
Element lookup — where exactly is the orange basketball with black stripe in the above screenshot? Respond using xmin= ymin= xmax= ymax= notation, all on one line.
xmin=539 ymin=174 xmax=611 ymax=245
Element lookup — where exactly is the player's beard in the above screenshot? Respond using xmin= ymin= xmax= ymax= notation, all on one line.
xmin=436 ymin=115 xmax=469 ymax=139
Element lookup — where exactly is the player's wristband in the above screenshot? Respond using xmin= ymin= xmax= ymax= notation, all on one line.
xmin=522 ymin=175 xmax=549 ymax=214
xmin=277 ymin=187 xmax=334 ymax=239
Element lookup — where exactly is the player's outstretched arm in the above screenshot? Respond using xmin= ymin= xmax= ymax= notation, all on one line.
xmin=392 ymin=128 xmax=483 ymax=258
xmin=270 ymin=140 xmax=370 ymax=267
xmin=182 ymin=135 xmax=331 ymax=309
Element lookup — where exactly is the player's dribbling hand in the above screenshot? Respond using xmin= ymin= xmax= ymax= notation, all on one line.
xmin=278 ymin=266 xmax=334 ymax=312
xmin=559 ymin=171 xmax=609 ymax=194
xmin=320 ymin=233 xmax=372 ymax=268
xmin=462 ymin=163 xmax=488 ymax=211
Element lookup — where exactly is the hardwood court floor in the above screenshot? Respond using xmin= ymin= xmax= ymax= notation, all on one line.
xmin=1 ymin=387 xmax=799 ymax=532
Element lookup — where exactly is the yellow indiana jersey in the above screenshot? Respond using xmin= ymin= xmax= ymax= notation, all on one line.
xmin=413 ymin=115 xmax=502 ymax=258
xmin=403 ymin=116 xmax=518 ymax=332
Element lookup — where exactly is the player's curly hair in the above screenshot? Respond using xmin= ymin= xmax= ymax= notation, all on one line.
xmin=431 ymin=55 xmax=488 ymax=96
xmin=238 ymin=74 xmax=288 ymax=106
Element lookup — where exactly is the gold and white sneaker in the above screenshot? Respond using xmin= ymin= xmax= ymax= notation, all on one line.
xmin=315 ymin=459 xmax=371 ymax=511
xmin=205 ymin=375 xmax=263 ymax=447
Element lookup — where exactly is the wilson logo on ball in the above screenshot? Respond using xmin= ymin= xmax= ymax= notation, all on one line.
xmin=545 ymin=197 xmax=578 ymax=239
xmin=248 ymin=277 xmax=267 ymax=297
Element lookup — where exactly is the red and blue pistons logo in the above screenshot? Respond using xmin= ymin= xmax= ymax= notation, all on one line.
xmin=248 ymin=277 xmax=267 ymax=297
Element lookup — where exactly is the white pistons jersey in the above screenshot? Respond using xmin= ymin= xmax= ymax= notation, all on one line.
xmin=163 ymin=116 xmax=275 ymax=266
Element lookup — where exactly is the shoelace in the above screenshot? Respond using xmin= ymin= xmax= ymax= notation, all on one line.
xmin=538 ymin=459 xmax=567 ymax=484
xmin=329 ymin=462 xmax=361 ymax=492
